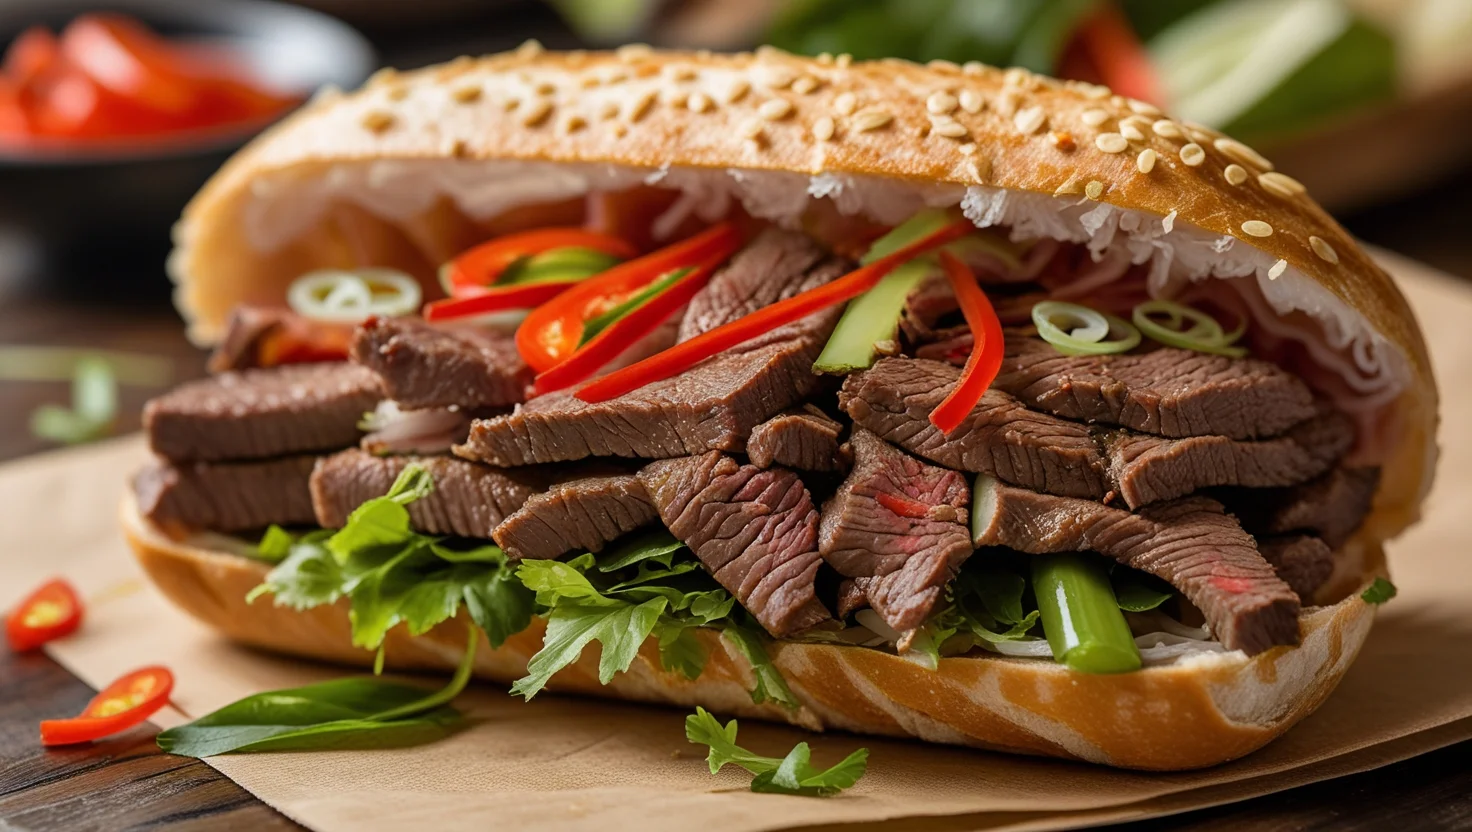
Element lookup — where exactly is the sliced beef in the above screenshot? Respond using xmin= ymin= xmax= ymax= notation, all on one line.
xmin=134 ymin=455 xmax=317 ymax=533
xmin=144 ymin=363 xmax=381 ymax=463
xmin=492 ymin=474 xmax=658 ymax=560
xmin=818 ymin=431 xmax=972 ymax=632
xmin=639 ymin=452 xmax=831 ymax=637
xmin=352 ymin=316 xmax=532 ymax=411
xmin=311 ymin=449 xmax=552 ymax=538
xmin=971 ymin=475 xmax=1300 ymax=654
xmin=836 ymin=579 xmax=869 ymax=618
xmin=747 ymin=406 xmax=847 ymax=472
xmin=839 ymin=357 xmax=1107 ymax=498
xmin=899 ymin=273 xmax=958 ymax=344
xmin=677 ymin=228 xmax=835 ymax=341
xmin=208 ymin=307 xmax=351 ymax=373
xmin=992 ymin=335 xmax=1317 ymax=440
xmin=1103 ymin=407 xmax=1354 ymax=509
xmin=1258 ymin=535 xmax=1335 ymax=601
xmin=1224 ymin=467 xmax=1380 ymax=548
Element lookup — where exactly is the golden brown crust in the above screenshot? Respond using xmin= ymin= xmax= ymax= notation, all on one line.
xmin=122 ymin=492 xmax=1377 ymax=771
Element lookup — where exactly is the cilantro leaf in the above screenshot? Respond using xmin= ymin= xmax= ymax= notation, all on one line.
xmin=1362 ymin=577 xmax=1397 ymax=605
xmin=256 ymin=525 xmax=297 ymax=563
xmin=1112 ymin=568 xmax=1175 ymax=613
xmin=510 ymin=596 xmax=668 ymax=699
xmin=596 ymin=527 xmax=687 ymax=571
xmin=685 ymin=707 xmax=868 ymax=797
xmin=723 ymin=623 xmax=801 ymax=710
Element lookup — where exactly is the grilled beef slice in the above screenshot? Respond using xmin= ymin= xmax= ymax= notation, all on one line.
xmin=1258 ymin=535 xmax=1335 ymax=600
xmin=457 ymin=236 xmax=851 ymax=467
xmin=836 ymin=579 xmax=869 ymax=618
xmin=818 ymin=430 xmax=972 ymax=632
xmin=971 ymin=475 xmax=1300 ymax=654
xmin=677 ymin=228 xmax=836 ymax=340
xmin=311 ymin=449 xmax=551 ymax=538
xmin=839 ymin=357 xmax=1108 ymax=498
xmin=492 ymin=474 xmax=658 ymax=560
xmin=134 ymin=455 xmax=317 ymax=532
xmin=639 ymin=452 xmax=831 ymax=637
xmin=1223 ymin=467 xmax=1380 ymax=548
xmin=1102 ymin=407 xmax=1354 ymax=508
xmin=352 ymin=316 xmax=532 ymax=411
xmin=992 ymin=335 xmax=1317 ymax=440
xmin=144 ymin=363 xmax=381 ymax=463
xmin=747 ymin=406 xmax=847 ymax=472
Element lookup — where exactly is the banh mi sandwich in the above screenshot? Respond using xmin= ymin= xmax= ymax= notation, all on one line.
xmin=123 ymin=44 xmax=1436 ymax=771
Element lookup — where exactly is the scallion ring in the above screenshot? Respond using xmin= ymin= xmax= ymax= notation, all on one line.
xmin=1131 ymin=300 xmax=1247 ymax=357
xmin=287 ymin=268 xmax=422 ymax=323
xmin=1032 ymin=300 xmax=1141 ymax=356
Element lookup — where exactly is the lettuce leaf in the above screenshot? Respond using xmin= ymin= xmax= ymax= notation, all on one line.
xmin=1361 ymin=577 xmax=1397 ymax=605
xmin=685 ymin=707 xmax=868 ymax=797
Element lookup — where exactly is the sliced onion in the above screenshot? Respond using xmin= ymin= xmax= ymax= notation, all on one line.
xmin=288 ymin=268 xmax=422 ymax=323
xmin=1131 ymin=300 xmax=1247 ymax=357
xmin=1032 ymin=300 xmax=1142 ymax=355
xmin=973 ymin=637 xmax=1055 ymax=657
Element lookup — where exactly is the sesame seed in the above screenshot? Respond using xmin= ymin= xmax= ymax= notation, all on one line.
xmin=451 ymin=85 xmax=482 ymax=104
xmin=1186 ymin=126 xmax=1215 ymax=145
xmin=1051 ymin=131 xmax=1076 ymax=151
xmin=616 ymin=43 xmax=652 ymax=61
xmin=962 ymin=61 xmax=985 ymax=76
xmin=816 ymin=52 xmax=834 ymax=65
xmin=1081 ymin=108 xmax=1110 ymax=126
xmin=755 ymin=45 xmax=781 ymax=58
xmin=1085 ymin=180 xmax=1105 ymax=200
xmin=738 ymin=118 xmax=764 ymax=140
xmin=967 ymin=157 xmax=990 ymax=183
xmin=927 ymin=91 xmax=959 ymax=115
xmin=959 ymin=142 xmax=977 ymax=155
xmin=1214 ymin=137 xmax=1274 ymax=171
xmin=1152 ymin=119 xmax=1183 ymax=139
xmin=626 ymin=90 xmax=656 ymax=122
xmin=533 ymin=81 xmax=555 ymax=96
xmin=759 ymin=98 xmax=793 ymax=120
xmin=520 ymin=98 xmax=552 ymax=126
xmin=932 ymin=119 xmax=968 ymax=139
xmin=1268 ymin=259 xmax=1288 ymax=280
xmin=813 ymin=116 xmax=835 ymax=141
xmin=516 ymin=39 xmax=544 ymax=57
xmin=580 ymin=75 xmax=601 ymax=89
xmin=687 ymin=92 xmax=713 ymax=113
xmin=610 ymin=122 xmax=628 ymax=138
xmin=725 ymin=78 xmax=750 ymax=104
xmin=853 ymin=108 xmax=893 ymax=132
xmin=1136 ymin=148 xmax=1157 ymax=173
xmin=833 ymin=92 xmax=857 ymax=116
xmin=663 ymin=64 xmax=697 ymax=82
xmin=792 ymin=75 xmax=819 ymax=95
xmin=1014 ymin=105 xmax=1046 ymax=135
xmin=1163 ymin=210 xmax=1177 ymax=232
xmin=756 ymin=66 xmax=795 ymax=89
xmin=1095 ymin=132 xmax=1128 ymax=153
xmin=1309 ymin=236 xmax=1339 ymax=263
xmin=1079 ymin=82 xmax=1111 ymax=100
xmin=502 ymin=96 xmax=519 ymax=112
xmin=601 ymin=68 xmax=629 ymax=85
xmin=1127 ymin=98 xmax=1161 ymax=116
xmin=597 ymin=100 xmax=619 ymax=120
xmin=1180 ymin=143 xmax=1206 ymax=166
xmin=958 ymin=89 xmax=983 ymax=113
xmin=360 ymin=110 xmax=395 ymax=133
xmin=1259 ymin=171 xmax=1306 ymax=198
xmin=928 ymin=59 xmax=961 ymax=72
xmin=386 ymin=86 xmax=409 ymax=101
xmin=1110 ymin=95 xmax=1126 ymax=108
xmin=661 ymin=88 xmax=688 ymax=108
xmin=445 ymin=137 xmax=467 ymax=157
xmin=1241 ymin=220 xmax=1274 ymax=237
xmin=836 ymin=53 xmax=852 ymax=68
xmin=1224 ymin=164 xmax=1248 ymax=185
xmin=1119 ymin=122 xmax=1147 ymax=142
xmin=1003 ymin=67 xmax=1030 ymax=87
xmin=559 ymin=114 xmax=586 ymax=134
xmin=1054 ymin=175 xmax=1082 ymax=196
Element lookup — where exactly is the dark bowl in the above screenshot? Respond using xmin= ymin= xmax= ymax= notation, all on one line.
xmin=0 ymin=0 xmax=375 ymax=292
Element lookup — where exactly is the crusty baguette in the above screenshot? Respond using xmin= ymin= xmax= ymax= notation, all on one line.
xmin=123 ymin=492 xmax=1376 ymax=771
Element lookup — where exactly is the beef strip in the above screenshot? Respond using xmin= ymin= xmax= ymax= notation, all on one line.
xmin=818 ymin=430 xmax=972 ymax=632
xmin=492 ymin=474 xmax=658 ymax=560
xmin=1223 ymin=467 xmax=1380 ymax=548
xmin=747 ymin=406 xmax=847 ymax=472
xmin=992 ymin=335 xmax=1317 ymax=440
xmin=971 ymin=475 xmax=1300 ymax=654
xmin=836 ymin=579 xmax=869 ymax=618
xmin=639 ymin=452 xmax=831 ymax=637
xmin=352 ymin=316 xmax=532 ymax=411
xmin=1103 ymin=407 xmax=1354 ymax=509
xmin=899 ymin=273 xmax=958 ymax=344
xmin=839 ymin=357 xmax=1108 ymax=498
xmin=208 ymin=306 xmax=291 ymax=372
xmin=144 ymin=363 xmax=381 ymax=463
xmin=457 ymin=236 xmax=851 ymax=467
xmin=1258 ymin=535 xmax=1335 ymax=600
xmin=311 ymin=449 xmax=552 ymax=538
xmin=134 ymin=455 xmax=317 ymax=533
xmin=677 ymin=228 xmax=835 ymax=340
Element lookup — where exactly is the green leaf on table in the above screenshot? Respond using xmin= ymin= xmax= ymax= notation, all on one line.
xmin=29 ymin=357 xmax=118 ymax=445
xmin=685 ymin=707 xmax=867 ymax=797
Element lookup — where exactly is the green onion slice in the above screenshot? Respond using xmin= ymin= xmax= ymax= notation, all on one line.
xmin=288 ymin=268 xmax=423 ymax=323
xmin=1131 ymin=300 xmax=1247 ymax=357
xmin=1031 ymin=301 xmax=1141 ymax=356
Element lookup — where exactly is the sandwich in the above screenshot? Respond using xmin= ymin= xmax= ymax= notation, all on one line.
xmin=122 ymin=43 xmax=1437 ymax=771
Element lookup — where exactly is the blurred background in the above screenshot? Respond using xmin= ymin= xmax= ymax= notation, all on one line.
xmin=2 ymin=0 xmax=1471 ymax=460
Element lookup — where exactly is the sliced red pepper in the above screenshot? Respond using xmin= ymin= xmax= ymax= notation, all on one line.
xmin=1070 ymin=4 xmax=1161 ymax=106
xmin=441 ymin=228 xmax=637 ymax=295
xmin=40 ymin=665 xmax=173 ymax=746
xmin=928 ymin=251 xmax=1005 ymax=435
xmin=532 ymin=256 xmax=723 ymax=396
xmin=4 ymin=26 xmax=61 ymax=89
xmin=60 ymin=14 xmax=201 ymax=116
xmin=876 ymin=492 xmax=933 ymax=519
xmin=424 ymin=281 xmax=574 ymax=323
xmin=517 ymin=222 xmax=742 ymax=373
xmin=7 ymin=578 xmax=83 ymax=652
xmin=576 ymin=220 xmax=974 ymax=404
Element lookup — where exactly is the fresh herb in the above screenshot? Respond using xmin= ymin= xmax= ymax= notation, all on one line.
xmin=685 ymin=707 xmax=868 ymax=797
xmin=909 ymin=559 xmax=1043 ymax=669
xmin=578 ymin=266 xmax=692 ymax=347
xmin=0 ymin=346 xmax=173 ymax=446
xmin=159 ymin=629 xmax=477 ymax=757
xmin=1112 ymin=567 xmax=1175 ymax=612
xmin=722 ymin=622 xmax=800 ymax=710
xmin=1361 ymin=577 xmax=1397 ymax=605
xmin=255 ymin=525 xmax=301 ymax=563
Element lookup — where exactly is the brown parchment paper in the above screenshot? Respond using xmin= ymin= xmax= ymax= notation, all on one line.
xmin=3 ymin=251 xmax=1471 ymax=832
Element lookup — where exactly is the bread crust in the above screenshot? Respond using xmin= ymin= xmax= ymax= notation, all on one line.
xmin=122 ymin=493 xmax=1376 ymax=771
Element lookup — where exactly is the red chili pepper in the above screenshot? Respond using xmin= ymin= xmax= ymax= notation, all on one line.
xmin=441 ymin=227 xmax=637 ymax=296
xmin=4 ymin=26 xmax=61 ymax=89
xmin=1070 ymin=4 xmax=1161 ymax=106
xmin=517 ymin=222 xmax=742 ymax=373
xmin=876 ymin=492 xmax=933 ymax=519
xmin=7 ymin=578 xmax=83 ymax=652
xmin=532 ymin=256 xmax=724 ymax=396
xmin=576 ymin=220 xmax=974 ymax=404
xmin=424 ymin=281 xmax=574 ymax=323
xmin=40 ymin=665 xmax=173 ymax=746
xmin=928 ymin=251 xmax=1005 ymax=435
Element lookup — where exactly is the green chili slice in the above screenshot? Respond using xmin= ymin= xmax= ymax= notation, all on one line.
xmin=1031 ymin=300 xmax=1141 ymax=356
xmin=1131 ymin=300 xmax=1247 ymax=357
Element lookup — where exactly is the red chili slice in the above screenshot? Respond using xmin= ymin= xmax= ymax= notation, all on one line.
xmin=40 ymin=665 xmax=174 ymax=746
xmin=876 ymin=492 xmax=933 ymax=519
xmin=7 ymin=578 xmax=83 ymax=652
xmin=575 ymin=220 xmax=974 ymax=403
xmin=928 ymin=251 xmax=1005 ymax=435
xmin=441 ymin=227 xmax=637 ymax=295
xmin=424 ymin=281 xmax=574 ymax=322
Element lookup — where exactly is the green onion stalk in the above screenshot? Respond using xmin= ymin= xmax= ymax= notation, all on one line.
xmin=1031 ymin=553 xmax=1142 ymax=674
